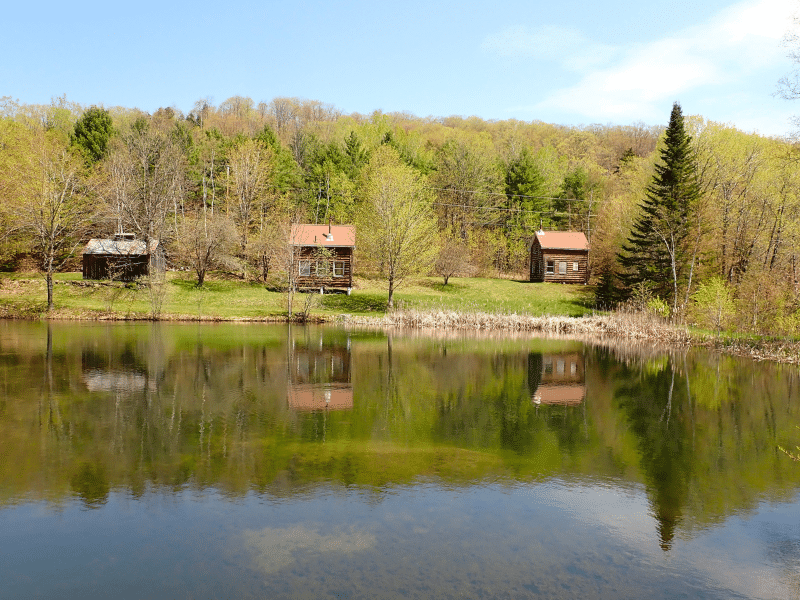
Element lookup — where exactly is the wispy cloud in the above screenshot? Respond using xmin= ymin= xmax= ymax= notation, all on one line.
xmin=480 ymin=25 xmax=618 ymax=71
xmin=484 ymin=0 xmax=796 ymax=126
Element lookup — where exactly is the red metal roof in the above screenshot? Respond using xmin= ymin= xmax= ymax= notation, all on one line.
xmin=290 ymin=224 xmax=355 ymax=247
xmin=534 ymin=231 xmax=589 ymax=251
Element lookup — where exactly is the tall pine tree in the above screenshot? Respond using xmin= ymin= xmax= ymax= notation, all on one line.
xmin=618 ymin=102 xmax=700 ymax=315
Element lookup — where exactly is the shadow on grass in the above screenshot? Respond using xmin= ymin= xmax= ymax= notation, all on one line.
xmin=170 ymin=278 xmax=233 ymax=293
xmin=417 ymin=280 xmax=466 ymax=293
xmin=321 ymin=293 xmax=387 ymax=312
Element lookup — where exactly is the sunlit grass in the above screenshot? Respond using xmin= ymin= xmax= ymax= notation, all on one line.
xmin=0 ymin=271 xmax=595 ymax=320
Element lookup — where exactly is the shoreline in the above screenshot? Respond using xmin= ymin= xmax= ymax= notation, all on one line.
xmin=341 ymin=310 xmax=800 ymax=365
xmin=3 ymin=300 xmax=799 ymax=365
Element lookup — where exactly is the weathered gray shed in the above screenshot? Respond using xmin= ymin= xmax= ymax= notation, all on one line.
xmin=82 ymin=234 xmax=164 ymax=281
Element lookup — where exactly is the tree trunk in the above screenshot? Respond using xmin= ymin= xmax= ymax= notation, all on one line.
xmin=45 ymin=252 xmax=54 ymax=311
xmin=46 ymin=273 xmax=54 ymax=311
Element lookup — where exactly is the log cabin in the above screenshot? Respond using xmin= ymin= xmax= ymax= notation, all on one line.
xmin=82 ymin=233 xmax=164 ymax=282
xmin=529 ymin=230 xmax=589 ymax=284
xmin=290 ymin=224 xmax=355 ymax=293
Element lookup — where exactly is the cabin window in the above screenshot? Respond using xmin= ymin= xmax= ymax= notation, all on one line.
xmin=315 ymin=260 xmax=331 ymax=277
xmin=545 ymin=260 xmax=554 ymax=274
xmin=559 ymin=261 xmax=567 ymax=274
xmin=333 ymin=261 xmax=344 ymax=277
xmin=573 ymin=262 xmax=579 ymax=272
xmin=299 ymin=261 xmax=311 ymax=276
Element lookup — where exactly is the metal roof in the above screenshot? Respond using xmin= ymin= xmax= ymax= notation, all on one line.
xmin=290 ymin=224 xmax=355 ymax=247
xmin=83 ymin=238 xmax=160 ymax=255
xmin=534 ymin=231 xmax=589 ymax=251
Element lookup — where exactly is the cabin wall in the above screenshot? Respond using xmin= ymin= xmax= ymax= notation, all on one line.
xmin=295 ymin=246 xmax=353 ymax=289
xmin=82 ymin=254 xmax=150 ymax=281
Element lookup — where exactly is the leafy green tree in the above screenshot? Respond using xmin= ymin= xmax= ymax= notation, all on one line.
xmin=618 ymin=103 xmax=701 ymax=315
xmin=691 ymin=277 xmax=734 ymax=334
xmin=358 ymin=146 xmax=439 ymax=308
xmin=72 ymin=106 xmax=114 ymax=164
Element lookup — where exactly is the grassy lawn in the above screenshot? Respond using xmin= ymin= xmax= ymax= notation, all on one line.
xmin=0 ymin=272 xmax=596 ymax=320
xmin=320 ymin=276 xmax=595 ymax=317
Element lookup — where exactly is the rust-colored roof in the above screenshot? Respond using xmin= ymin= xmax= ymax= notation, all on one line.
xmin=287 ymin=384 xmax=354 ymax=411
xmin=290 ymin=224 xmax=355 ymax=247
xmin=532 ymin=384 xmax=586 ymax=406
xmin=534 ymin=231 xmax=589 ymax=251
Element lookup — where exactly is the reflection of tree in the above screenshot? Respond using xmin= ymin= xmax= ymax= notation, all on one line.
xmin=614 ymin=360 xmax=692 ymax=551
xmin=70 ymin=462 xmax=109 ymax=508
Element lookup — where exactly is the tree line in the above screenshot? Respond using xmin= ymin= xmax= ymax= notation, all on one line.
xmin=0 ymin=94 xmax=799 ymax=333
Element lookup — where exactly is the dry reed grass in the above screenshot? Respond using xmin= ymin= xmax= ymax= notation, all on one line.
xmin=342 ymin=309 xmax=694 ymax=344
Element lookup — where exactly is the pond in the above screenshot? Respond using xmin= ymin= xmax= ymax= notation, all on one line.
xmin=0 ymin=321 xmax=799 ymax=599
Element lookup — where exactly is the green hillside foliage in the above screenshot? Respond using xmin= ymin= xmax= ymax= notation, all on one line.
xmin=1 ymin=96 xmax=800 ymax=334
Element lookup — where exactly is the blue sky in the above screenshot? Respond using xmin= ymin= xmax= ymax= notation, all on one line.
xmin=3 ymin=0 xmax=798 ymax=136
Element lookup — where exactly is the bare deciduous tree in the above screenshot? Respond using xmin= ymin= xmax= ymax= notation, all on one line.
xmin=174 ymin=213 xmax=237 ymax=287
xmin=435 ymin=237 xmax=473 ymax=285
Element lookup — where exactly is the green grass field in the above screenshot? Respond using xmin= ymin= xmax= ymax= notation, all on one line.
xmin=0 ymin=271 xmax=596 ymax=320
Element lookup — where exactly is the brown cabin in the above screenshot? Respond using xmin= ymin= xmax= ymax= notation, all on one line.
xmin=290 ymin=224 xmax=355 ymax=293
xmin=529 ymin=231 xmax=589 ymax=284
xmin=82 ymin=234 xmax=164 ymax=282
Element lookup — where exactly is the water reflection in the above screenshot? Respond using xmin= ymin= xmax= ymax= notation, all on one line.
xmin=529 ymin=352 xmax=586 ymax=406
xmin=287 ymin=326 xmax=353 ymax=411
xmin=1 ymin=322 xmax=800 ymax=598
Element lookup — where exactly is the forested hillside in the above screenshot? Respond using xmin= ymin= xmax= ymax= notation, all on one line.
xmin=0 ymin=95 xmax=798 ymax=334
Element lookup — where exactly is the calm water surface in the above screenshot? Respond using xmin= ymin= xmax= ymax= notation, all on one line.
xmin=0 ymin=321 xmax=799 ymax=599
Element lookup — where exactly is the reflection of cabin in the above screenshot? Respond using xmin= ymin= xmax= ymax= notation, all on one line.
xmin=290 ymin=224 xmax=355 ymax=293
xmin=287 ymin=330 xmax=353 ymax=411
xmin=530 ymin=231 xmax=589 ymax=284
xmin=82 ymin=233 xmax=165 ymax=281
xmin=288 ymin=383 xmax=353 ymax=411
xmin=83 ymin=369 xmax=158 ymax=394
xmin=529 ymin=352 xmax=586 ymax=406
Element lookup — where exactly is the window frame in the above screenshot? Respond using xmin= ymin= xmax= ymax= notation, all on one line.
xmin=545 ymin=260 xmax=555 ymax=275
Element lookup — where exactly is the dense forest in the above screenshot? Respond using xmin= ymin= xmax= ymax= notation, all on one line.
xmin=0 ymin=94 xmax=799 ymax=334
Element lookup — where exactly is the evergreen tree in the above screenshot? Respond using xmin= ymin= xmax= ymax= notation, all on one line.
xmin=72 ymin=106 xmax=114 ymax=164
xmin=504 ymin=147 xmax=547 ymax=233
xmin=618 ymin=102 xmax=700 ymax=315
